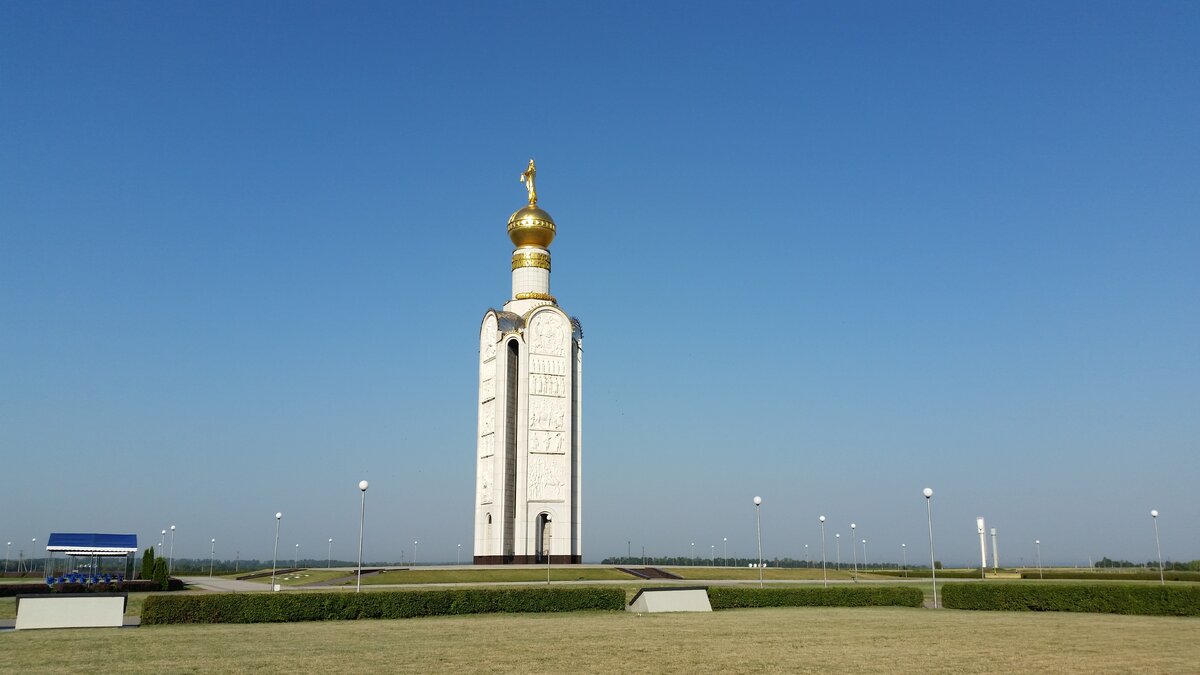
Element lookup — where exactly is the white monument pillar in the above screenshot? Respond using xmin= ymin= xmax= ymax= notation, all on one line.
xmin=474 ymin=160 xmax=583 ymax=564
xmin=976 ymin=517 xmax=988 ymax=573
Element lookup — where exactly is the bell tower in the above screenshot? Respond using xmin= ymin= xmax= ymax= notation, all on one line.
xmin=474 ymin=160 xmax=583 ymax=564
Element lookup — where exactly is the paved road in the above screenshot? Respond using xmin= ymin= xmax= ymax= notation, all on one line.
xmin=177 ymin=576 xmax=270 ymax=592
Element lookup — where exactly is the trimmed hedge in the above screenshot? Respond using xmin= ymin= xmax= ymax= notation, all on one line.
xmin=707 ymin=586 xmax=923 ymax=609
xmin=141 ymin=586 xmax=625 ymax=624
xmin=0 ymin=579 xmax=180 ymax=597
xmin=1019 ymin=570 xmax=1200 ymax=582
xmin=941 ymin=583 xmax=1200 ymax=616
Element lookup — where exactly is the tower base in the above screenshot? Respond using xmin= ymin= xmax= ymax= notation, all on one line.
xmin=473 ymin=555 xmax=581 ymax=565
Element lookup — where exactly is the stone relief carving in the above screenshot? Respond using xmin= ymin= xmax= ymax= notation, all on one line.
xmin=529 ymin=356 xmax=566 ymax=376
xmin=529 ymin=430 xmax=566 ymax=454
xmin=481 ymin=316 xmax=498 ymax=362
xmin=528 ymin=312 xmax=566 ymax=356
xmin=478 ymin=433 xmax=494 ymax=458
xmin=480 ymin=400 xmax=495 ymax=435
xmin=527 ymin=455 xmax=566 ymax=501
xmin=529 ymin=373 xmax=565 ymax=397
xmin=478 ymin=455 xmax=494 ymax=504
xmin=528 ymin=397 xmax=566 ymax=431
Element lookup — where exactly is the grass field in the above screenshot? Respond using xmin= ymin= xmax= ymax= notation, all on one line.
xmin=662 ymin=566 xmax=892 ymax=581
xmin=357 ymin=567 xmax=632 ymax=585
xmin=4 ymin=606 xmax=1199 ymax=673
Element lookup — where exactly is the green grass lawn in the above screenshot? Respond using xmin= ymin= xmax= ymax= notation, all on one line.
xmin=662 ymin=566 xmax=906 ymax=581
xmin=4 ymin=606 xmax=1198 ymax=673
xmin=357 ymin=567 xmax=631 ymax=585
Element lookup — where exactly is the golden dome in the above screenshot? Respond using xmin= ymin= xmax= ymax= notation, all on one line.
xmin=507 ymin=205 xmax=556 ymax=249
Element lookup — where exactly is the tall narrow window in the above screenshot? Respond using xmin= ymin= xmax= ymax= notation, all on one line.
xmin=503 ymin=340 xmax=519 ymax=558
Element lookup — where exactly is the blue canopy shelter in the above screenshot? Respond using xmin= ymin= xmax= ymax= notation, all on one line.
xmin=45 ymin=533 xmax=138 ymax=582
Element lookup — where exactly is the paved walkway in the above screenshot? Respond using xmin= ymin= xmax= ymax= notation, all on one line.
xmin=176 ymin=576 xmax=270 ymax=592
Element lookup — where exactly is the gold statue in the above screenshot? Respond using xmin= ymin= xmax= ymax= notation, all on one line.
xmin=520 ymin=158 xmax=538 ymax=205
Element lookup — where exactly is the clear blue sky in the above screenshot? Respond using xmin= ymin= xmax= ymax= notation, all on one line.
xmin=2 ymin=2 xmax=1197 ymax=567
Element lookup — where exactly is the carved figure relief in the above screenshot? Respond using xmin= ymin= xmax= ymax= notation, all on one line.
xmin=528 ymin=397 xmax=566 ymax=431
xmin=529 ymin=356 xmax=566 ymax=376
xmin=527 ymin=455 xmax=566 ymax=501
xmin=528 ymin=312 xmax=566 ymax=356
xmin=480 ymin=400 xmax=495 ymax=435
xmin=529 ymin=373 xmax=565 ymax=397
xmin=481 ymin=316 xmax=498 ymax=363
xmin=478 ymin=455 xmax=494 ymax=504
xmin=529 ymin=430 xmax=566 ymax=454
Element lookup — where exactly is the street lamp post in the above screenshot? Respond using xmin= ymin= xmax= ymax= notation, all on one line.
xmin=901 ymin=543 xmax=907 ymax=578
xmin=850 ymin=523 xmax=858 ymax=582
xmin=924 ymin=488 xmax=938 ymax=608
xmin=5 ymin=541 xmax=10 ymax=574
xmin=358 ymin=480 xmax=368 ymax=593
xmin=835 ymin=533 xmax=841 ymax=571
xmin=294 ymin=543 xmax=299 ymax=568
xmin=723 ymin=537 xmax=728 ymax=567
xmin=710 ymin=544 xmax=714 ymax=565
xmin=458 ymin=543 xmax=462 ymax=566
xmin=209 ymin=539 xmax=215 ymax=577
xmin=328 ymin=538 xmax=333 ymax=569
xmin=168 ymin=525 xmax=176 ymax=575
xmin=804 ymin=543 xmax=809 ymax=567
xmin=691 ymin=542 xmax=695 ymax=565
xmin=753 ymin=496 xmax=763 ymax=588
xmin=159 ymin=530 xmax=166 ymax=551
xmin=862 ymin=539 xmax=868 ymax=571
xmin=818 ymin=515 xmax=827 ymax=588
xmin=1035 ymin=540 xmax=1043 ymax=579
xmin=271 ymin=512 xmax=282 ymax=591
xmin=413 ymin=541 xmax=419 ymax=566
xmin=1151 ymin=510 xmax=1164 ymax=586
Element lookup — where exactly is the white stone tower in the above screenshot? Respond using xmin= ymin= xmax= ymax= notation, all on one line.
xmin=474 ymin=160 xmax=582 ymax=564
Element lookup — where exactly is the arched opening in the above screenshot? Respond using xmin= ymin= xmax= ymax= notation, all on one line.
xmin=535 ymin=512 xmax=553 ymax=564
xmin=503 ymin=340 xmax=519 ymax=558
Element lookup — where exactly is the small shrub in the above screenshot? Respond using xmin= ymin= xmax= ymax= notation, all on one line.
xmin=941 ymin=583 xmax=1200 ymax=616
xmin=707 ymin=586 xmax=923 ymax=609
xmin=141 ymin=586 xmax=626 ymax=625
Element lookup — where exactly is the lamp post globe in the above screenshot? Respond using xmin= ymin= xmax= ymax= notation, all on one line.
xmin=359 ymin=480 xmax=369 ymax=491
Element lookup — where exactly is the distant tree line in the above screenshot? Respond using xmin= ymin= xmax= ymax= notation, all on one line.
xmin=600 ymin=556 xmax=933 ymax=570
xmin=1094 ymin=557 xmax=1200 ymax=571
